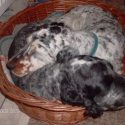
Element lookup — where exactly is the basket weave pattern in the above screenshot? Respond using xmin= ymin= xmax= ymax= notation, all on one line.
xmin=0 ymin=0 xmax=125 ymax=124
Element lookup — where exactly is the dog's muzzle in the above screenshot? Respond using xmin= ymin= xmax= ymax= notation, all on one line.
xmin=7 ymin=54 xmax=32 ymax=77
xmin=7 ymin=43 xmax=34 ymax=77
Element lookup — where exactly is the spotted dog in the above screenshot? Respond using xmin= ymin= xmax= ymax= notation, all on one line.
xmin=15 ymin=54 xmax=125 ymax=118
xmin=7 ymin=5 xmax=125 ymax=77
xmin=59 ymin=55 xmax=125 ymax=118
xmin=15 ymin=63 xmax=62 ymax=100
xmin=56 ymin=5 xmax=125 ymax=73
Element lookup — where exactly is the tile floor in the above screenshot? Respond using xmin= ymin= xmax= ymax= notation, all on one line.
xmin=0 ymin=92 xmax=30 ymax=125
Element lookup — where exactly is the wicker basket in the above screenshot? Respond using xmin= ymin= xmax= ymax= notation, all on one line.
xmin=0 ymin=0 xmax=125 ymax=124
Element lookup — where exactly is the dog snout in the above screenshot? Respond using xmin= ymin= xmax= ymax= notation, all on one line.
xmin=6 ymin=62 xmax=15 ymax=70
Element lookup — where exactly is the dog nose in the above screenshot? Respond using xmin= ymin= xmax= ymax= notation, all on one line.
xmin=6 ymin=63 xmax=15 ymax=70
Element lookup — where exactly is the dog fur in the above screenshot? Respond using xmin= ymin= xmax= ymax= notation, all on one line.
xmin=59 ymin=55 xmax=125 ymax=118
xmin=15 ymin=62 xmax=62 ymax=100
xmin=6 ymin=5 xmax=125 ymax=119
xmin=14 ymin=54 xmax=125 ymax=118
xmin=7 ymin=5 xmax=125 ymax=77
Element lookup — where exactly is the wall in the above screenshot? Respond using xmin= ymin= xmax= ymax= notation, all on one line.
xmin=0 ymin=0 xmax=15 ymax=16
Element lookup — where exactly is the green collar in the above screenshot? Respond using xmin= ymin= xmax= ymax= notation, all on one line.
xmin=89 ymin=33 xmax=98 ymax=56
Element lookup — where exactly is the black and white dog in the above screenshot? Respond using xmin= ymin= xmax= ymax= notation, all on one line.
xmin=59 ymin=55 xmax=125 ymax=118
xmin=7 ymin=5 xmax=125 ymax=77
xmin=14 ymin=54 xmax=125 ymax=118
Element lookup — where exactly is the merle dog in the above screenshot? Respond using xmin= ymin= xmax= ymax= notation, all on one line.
xmin=58 ymin=55 xmax=125 ymax=118
xmin=7 ymin=5 xmax=125 ymax=77
xmin=14 ymin=53 xmax=125 ymax=118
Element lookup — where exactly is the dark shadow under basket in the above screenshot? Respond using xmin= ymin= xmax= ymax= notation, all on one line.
xmin=0 ymin=0 xmax=125 ymax=124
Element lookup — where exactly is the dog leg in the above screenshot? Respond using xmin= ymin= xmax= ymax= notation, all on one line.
xmin=79 ymin=95 xmax=103 ymax=118
xmin=84 ymin=102 xmax=103 ymax=118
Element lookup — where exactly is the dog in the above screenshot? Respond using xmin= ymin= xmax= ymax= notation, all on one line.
xmin=7 ymin=5 xmax=125 ymax=77
xmin=13 ymin=53 xmax=125 ymax=119
xmin=14 ymin=62 xmax=63 ymax=100
xmin=6 ymin=5 xmax=125 ymax=119
xmin=58 ymin=55 xmax=125 ymax=119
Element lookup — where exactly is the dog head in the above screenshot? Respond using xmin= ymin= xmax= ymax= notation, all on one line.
xmin=7 ymin=22 xmax=70 ymax=77
xmin=7 ymin=35 xmax=54 ymax=77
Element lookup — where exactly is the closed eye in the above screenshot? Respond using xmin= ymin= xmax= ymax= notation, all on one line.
xmin=38 ymin=44 xmax=42 ymax=48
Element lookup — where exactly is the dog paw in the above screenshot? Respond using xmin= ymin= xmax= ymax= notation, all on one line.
xmin=84 ymin=105 xmax=103 ymax=118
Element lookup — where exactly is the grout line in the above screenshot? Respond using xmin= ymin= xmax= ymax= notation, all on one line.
xmin=0 ymin=97 xmax=6 ymax=109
